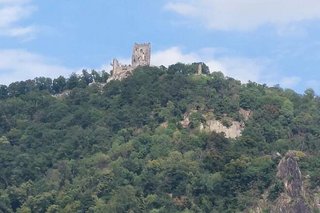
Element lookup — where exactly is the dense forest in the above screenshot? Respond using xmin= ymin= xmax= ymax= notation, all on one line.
xmin=0 ymin=63 xmax=319 ymax=212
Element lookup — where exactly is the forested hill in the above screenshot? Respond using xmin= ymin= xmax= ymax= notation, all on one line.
xmin=0 ymin=63 xmax=319 ymax=212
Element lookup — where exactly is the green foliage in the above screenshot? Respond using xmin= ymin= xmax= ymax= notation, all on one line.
xmin=268 ymin=180 xmax=284 ymax=201
xmin=52 ymin=76 xmax=67 ymax=94
xmin=0 ymin=64 xmax=319 ymax=212
xmin=0 ymin=85 xmax=8 ymax=99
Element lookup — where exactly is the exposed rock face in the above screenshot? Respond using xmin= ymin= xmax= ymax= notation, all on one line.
xmin=160 ymin=121 xmax=168 ymax=128
xmin=180 ymin=109 xmax=251 ymax=139
xmin=52 ymin=90 xmax=71 ymax=98
xmin=239 ymin=108 xmax=252 ymax=121
xmin=272 ymin=151 xmax=311 ymax=213
xmin=200 ymin=120 xmax=244 ymax=139
xmin=180 ymin=113 xmax=191 ymax=128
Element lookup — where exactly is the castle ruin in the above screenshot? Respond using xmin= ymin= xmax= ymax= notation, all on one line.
xmin=108 ymin=43 xmax=151 ymax=82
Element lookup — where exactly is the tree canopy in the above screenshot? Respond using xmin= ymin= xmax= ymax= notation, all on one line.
xmin=0 ymin=64 xmax=319 ymax=212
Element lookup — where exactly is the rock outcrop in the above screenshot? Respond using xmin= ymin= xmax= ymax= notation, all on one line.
xmin=272 ymin=151 xmax=311 ymax=213
xmin=200 ymin=119 xmax=244 ymax=139
xmin=180 ymin=109 xmax=250 ymax=139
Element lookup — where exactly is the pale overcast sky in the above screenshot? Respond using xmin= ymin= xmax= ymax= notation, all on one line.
xmin=1 ymin=0 xmax=320 ymax=93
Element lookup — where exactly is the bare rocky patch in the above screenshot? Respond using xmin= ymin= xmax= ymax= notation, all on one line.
xmin=179 ymin=108 xmax=251 ymax=139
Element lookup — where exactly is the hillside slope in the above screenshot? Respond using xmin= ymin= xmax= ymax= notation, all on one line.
xmin=0 ymin=64 xmax=319 ymax=212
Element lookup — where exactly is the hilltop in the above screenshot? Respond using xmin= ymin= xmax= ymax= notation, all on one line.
xmin=0 ymin=64 xmax=319 ymax=212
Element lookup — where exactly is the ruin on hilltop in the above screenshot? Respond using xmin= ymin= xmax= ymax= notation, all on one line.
xmin=108 ymin=43 xmax=151 ymax=82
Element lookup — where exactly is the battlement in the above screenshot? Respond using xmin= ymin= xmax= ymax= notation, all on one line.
xmin=108 ymin=43 xmax=151 ymax=82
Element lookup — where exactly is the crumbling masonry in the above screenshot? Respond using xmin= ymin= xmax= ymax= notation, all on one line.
xmin=108 ymin=43 xmax=151 ymax=82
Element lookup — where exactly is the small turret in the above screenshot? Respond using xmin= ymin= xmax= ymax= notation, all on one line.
xmin=197 ymin=63 xmax=203 ymax=75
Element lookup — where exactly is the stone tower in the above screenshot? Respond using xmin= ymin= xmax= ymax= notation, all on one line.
xmin=197 ymin=63 xmax=203 ymax=75
xmin=108 ymin=43 xmax=151 ymax=82
xmin=132 ymin=43 xmax=151 ymax=67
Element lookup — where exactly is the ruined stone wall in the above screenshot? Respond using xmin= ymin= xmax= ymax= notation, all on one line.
xmin=109 ymin=43 xmax=151 ymax=82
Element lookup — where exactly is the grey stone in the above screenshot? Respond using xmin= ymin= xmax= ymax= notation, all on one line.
xmin=108 ymin=43 xmax=151 ymax=82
